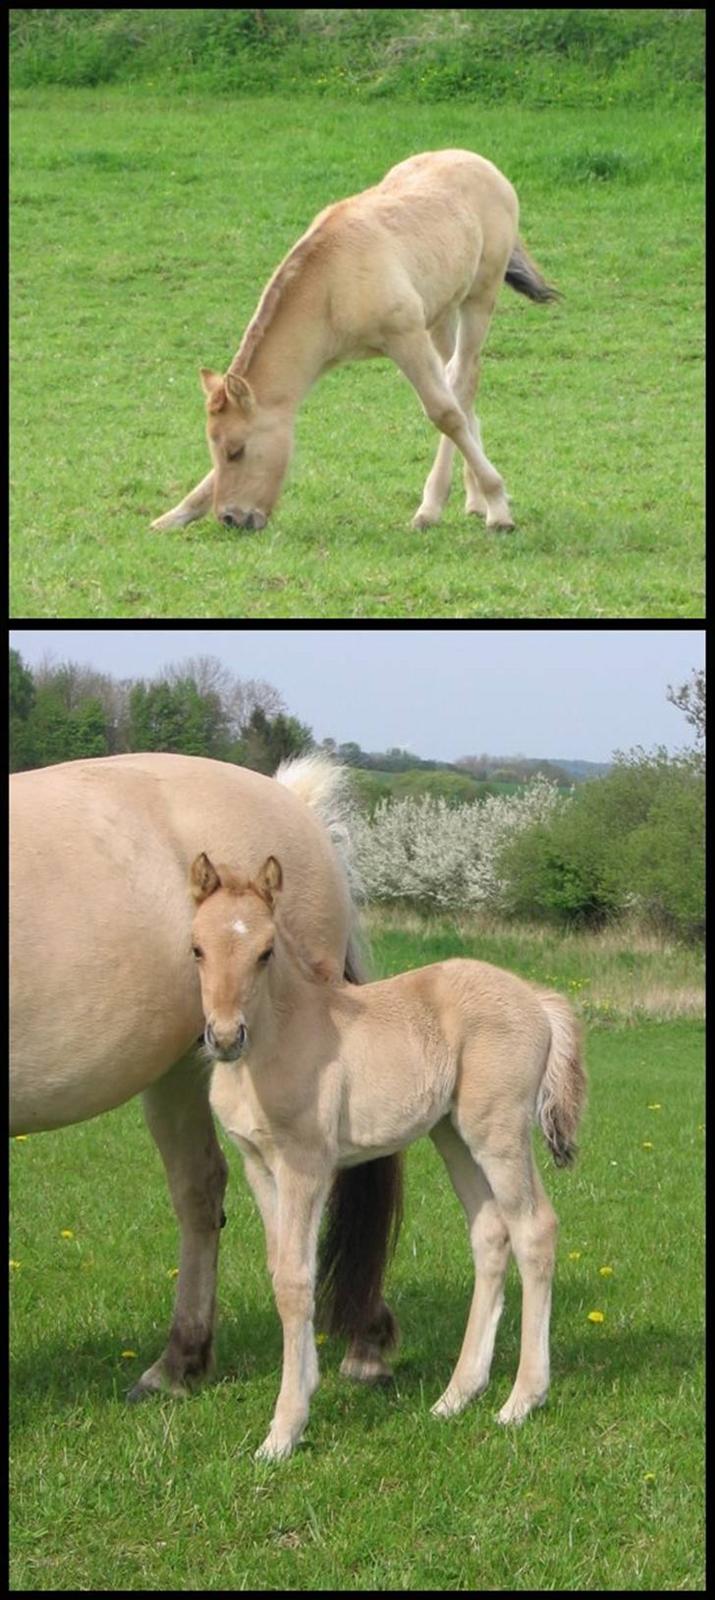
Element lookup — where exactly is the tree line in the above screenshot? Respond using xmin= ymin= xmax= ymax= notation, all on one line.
xmin=7 ymin=648 xmax=591 ymax=786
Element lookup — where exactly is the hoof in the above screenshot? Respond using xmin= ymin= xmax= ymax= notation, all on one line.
xmin=411 ymin=511 xmax=439 ymax=532
xmin=487 ymin=517 xmax=515 ymax=534
xmin=496 ymin=1390 xmax=546 ymax=1426
xmin=150 ymin=512 xmax=188 ymax=533
xmin=126 ymin=1368 xmax=190 ymax=1403
xmin=340 ymin=1354 xmax=393 ymax=1385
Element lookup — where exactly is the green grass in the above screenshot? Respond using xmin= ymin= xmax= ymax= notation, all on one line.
xmin=9 ymin=9 xmax=705 ymax=109
xmin=10 ymin=90 xmax=703 ymax=618
xmin=10 ymin=921 xmax=704 ymax=1590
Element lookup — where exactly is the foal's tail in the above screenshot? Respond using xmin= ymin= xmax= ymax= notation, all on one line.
xmin=535 ymin=991 xmax=587 ymax=1167
xmin=274 ymin=753 xmax=402 ymax=1351
xmin=505 ymin=240 xmax=562 ymax=304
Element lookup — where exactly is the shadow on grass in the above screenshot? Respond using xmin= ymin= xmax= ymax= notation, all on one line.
xmin=10 ymin=1272 xmax=701 ymax=1433
xmin=9 ymin=1291 xmax=281 ymax=1426
xmin=379 ymin=1274 xmax=702 ymax=1400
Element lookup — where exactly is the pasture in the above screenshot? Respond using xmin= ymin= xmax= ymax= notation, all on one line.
xmin=10 ymin=90 xmax=703 ymax=619
xmin=10 ymin=917 xmax=704 ymax=1591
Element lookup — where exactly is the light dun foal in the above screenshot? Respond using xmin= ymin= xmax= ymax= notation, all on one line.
xmin=190 ymin=852 xmax=586 ymax=1462
xmin=153 ymin=149 xmax=559 ymax=538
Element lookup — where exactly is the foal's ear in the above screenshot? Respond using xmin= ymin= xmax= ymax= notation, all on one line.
xmin=199 ymin=368 xmax=228 ymax=413
xmin=224 ymin=370 xmax=255 ymax=414
xmin=256 ymin=855 xmax=283 ymax=907
xmin=189 ymin=852 xmax=221 ymax=903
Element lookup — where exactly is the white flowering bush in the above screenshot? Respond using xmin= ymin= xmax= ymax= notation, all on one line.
xmin=348 ymin=777 xmax=564 ymax=911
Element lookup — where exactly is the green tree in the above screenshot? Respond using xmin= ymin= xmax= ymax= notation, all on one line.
xmin=9 ymin=649 xmax=37 ymax=771
xmin=667 ymin=667 xmax=705 ymax=749
xmin=239 ymin=707 xmax=313 ymax=773
xmin=499 ymin=748 xmax=704 ymax=939
xmin=128 ymin=677 xmax=227 ymax=757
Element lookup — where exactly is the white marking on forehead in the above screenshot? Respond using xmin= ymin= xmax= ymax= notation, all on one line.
xmin=232 ymin=918 xmax=248 ymax=936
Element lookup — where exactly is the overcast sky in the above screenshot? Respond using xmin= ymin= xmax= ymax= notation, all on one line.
xmin=10 ymin=628 xmax=704 ymax=763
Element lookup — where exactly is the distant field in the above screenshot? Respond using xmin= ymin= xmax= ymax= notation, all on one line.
xmin=10 ymin=918 xmax=704 ymax=1590
xmin=10 ymin=91 xmax=703 ymax=618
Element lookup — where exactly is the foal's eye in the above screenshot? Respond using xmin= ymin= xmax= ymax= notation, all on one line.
xmin=258 ymin=946 xmax=273 ymax=964
xmin=227 ymin=445 xmax=245 ymax=462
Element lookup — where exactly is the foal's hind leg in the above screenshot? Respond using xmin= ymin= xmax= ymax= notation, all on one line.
xmin=451 ymin=298 xmax=509 ymax=524
xmin=461 ymin=1125 xmax=558 ymax=1424
xmin=429 ymin=1119 xmax=511 ymax=1417
xmin=387 ymin=327 xmax=513 ymax=531
xmin=128 ymin=1052 xmax=228 ymax=1400
xmin=412 ymin=314 xmax=459 ymax=531
xmin=151 ymin=469 xmax=215 ymax=532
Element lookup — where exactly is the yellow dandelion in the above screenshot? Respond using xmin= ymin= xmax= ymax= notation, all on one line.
xmin=9 ymin=1259 xmax=21 ymax=1270
xmin=60 ymin=1229 xmax=74 ymax=1239
xmin=643 ymin=1472 xmax=656 ymax=1484
xmin=599 ymin=1266 xmax=614 ymax=1276
xmin=315 ymin=1333 xmax=328 ymax=1346
xmin=167 ymin=1267 xmax=179 ymax=1278
xmin=121 ymin=1350 xmax=137 ymax=1360
xmin=13 ymin=1134 xmax=29 ymax=1142
xmin=568 ymin=1250 xmax=582 ymax=1261
xmin=642 ymin=1141 xmax=654 ymax=1150
xmin=647 ymin=1103 xmax=661 ymax=1111
xmin=587 ymin=1310 xmax=605 ymax=1324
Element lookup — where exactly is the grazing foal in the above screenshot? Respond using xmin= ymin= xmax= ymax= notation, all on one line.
xmin=152 ymin=148 xmax=559 ymax=537
xmin=190 ymin=853 xmax=586 ymax=1462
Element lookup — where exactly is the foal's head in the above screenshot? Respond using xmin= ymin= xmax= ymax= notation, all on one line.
xmin=189 ymin=853 xmax=282 ymax=1062
xmin=200 ymin=369 xmax=293 ymax=531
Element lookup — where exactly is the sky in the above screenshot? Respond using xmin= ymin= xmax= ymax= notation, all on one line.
xmin=9 ymin=628 xmax=704 ymax=763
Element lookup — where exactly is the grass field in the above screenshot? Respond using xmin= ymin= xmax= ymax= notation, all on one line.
xmin=10 ymin=90 xmax=703 ymax=619
xmin=10 ymin=919 xmax=704 ymax=1590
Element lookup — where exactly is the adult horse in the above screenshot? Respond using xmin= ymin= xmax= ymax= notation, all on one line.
xmin=9 ymin=751 xmax=401 ymax=1397
xmin=151 ymin=148 xmax=559 ymax=539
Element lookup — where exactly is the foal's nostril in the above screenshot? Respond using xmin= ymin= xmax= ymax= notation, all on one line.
xmin=221 ymin=512 xmax=238 ymax=528
xmin=205 ymin=1022 xmax=216 ymax=1049
xmin=237 ymin=1023 xmax=248 ymax=1052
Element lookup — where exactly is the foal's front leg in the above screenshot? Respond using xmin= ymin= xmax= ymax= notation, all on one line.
xmin=150 ymin=468 xmax=215 ymax=532
xmin=255 ymin=1160 xmax=332 ymax=1462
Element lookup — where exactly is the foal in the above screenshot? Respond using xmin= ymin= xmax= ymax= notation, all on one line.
xmin=190 ymin=853 xmax=586 ymax=1462
xmin=153 ymin=148 xmax=559 ymax=537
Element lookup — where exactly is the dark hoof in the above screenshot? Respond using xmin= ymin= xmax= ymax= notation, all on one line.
xmin=126 ymin=1380 xmax=153 ymax=1404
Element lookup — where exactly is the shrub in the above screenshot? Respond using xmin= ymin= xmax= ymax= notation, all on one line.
xmin=498 ymin=749 xmax=704 ymax=940
xmin=349 ymin=777 xmax=560 ymax=912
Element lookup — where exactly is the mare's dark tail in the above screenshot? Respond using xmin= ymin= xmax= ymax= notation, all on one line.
xmin=274 ymin=753 xmax=403 ymax=1353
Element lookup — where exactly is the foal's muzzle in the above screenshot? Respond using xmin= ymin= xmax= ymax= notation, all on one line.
xmin=205 ymin=1021 xmax=248 ymax=1061
xmin=220 ymin=509 xmax=267 ymax=532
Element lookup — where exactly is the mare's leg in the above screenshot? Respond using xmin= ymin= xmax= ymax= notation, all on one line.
xmin=256 ymin=1160 xmax=332 ymax=1461
xmin=151 ymin=469 xmax=215 ymax=532
xmin=128 ymin=1052 xmax=228 ymax=1400
xmin=429 ymin=1118 xmax=511 ymax=1417
xmin=386 ymin=327 xmax=513 ymax=531
xmin=457 ymin=1119 xmax=558 ymax=1424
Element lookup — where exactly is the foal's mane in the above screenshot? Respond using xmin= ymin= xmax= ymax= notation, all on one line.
xmin=229 ymin=211 xmax=337 ymax=378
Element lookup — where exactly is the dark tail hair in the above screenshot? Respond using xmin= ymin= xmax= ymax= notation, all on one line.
xmin=536 ymin=991 xmax=587 ymax=1167
xmin=505 ymin=240 xmax=562 ymax=304
xmin=317 ymin=1156 xmax=403 ymax=1348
